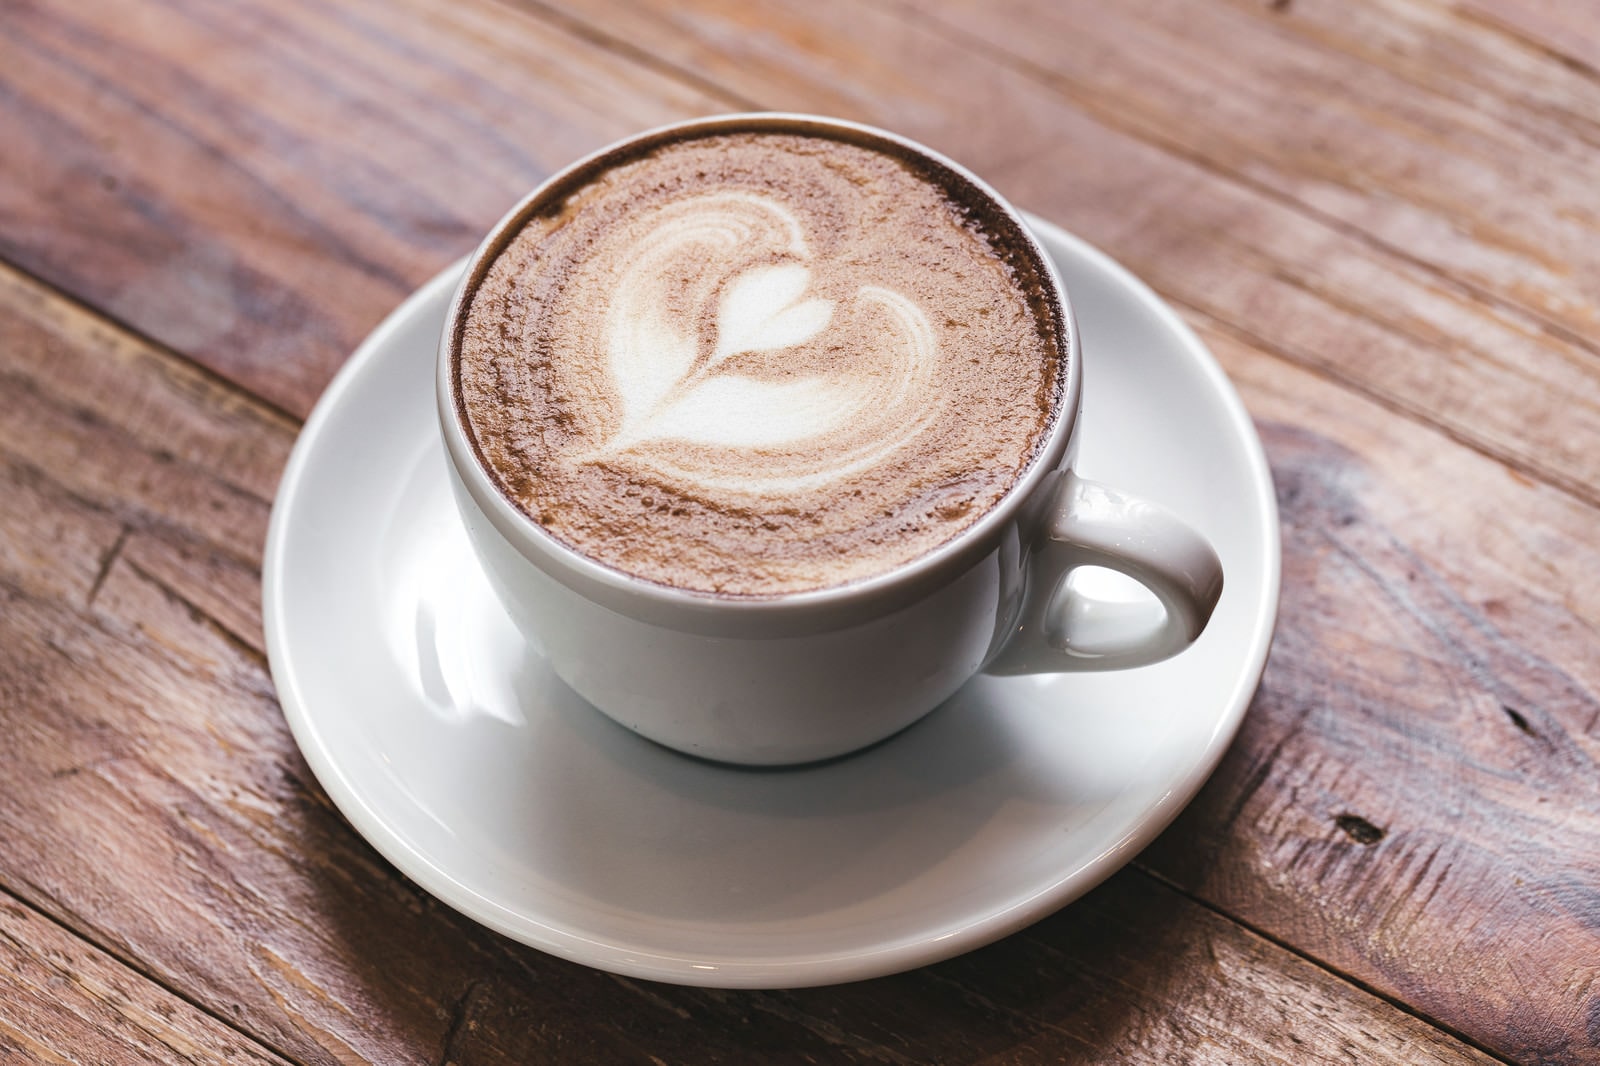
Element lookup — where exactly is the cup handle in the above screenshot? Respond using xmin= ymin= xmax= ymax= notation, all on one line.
xmin=984 ymin=471 xmax=1224 ymax=675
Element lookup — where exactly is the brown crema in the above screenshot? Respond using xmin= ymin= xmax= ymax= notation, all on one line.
xmin=456 ymin=127 xmax=1063 ymax=595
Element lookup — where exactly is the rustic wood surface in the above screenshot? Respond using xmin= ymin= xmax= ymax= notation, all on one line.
xmin=1 ymin=0 xmax=1597 ymax=1062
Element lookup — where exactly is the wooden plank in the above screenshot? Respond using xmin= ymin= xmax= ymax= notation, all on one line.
xmin=1139 ymin=317 xmax=1600 ymax=1065
xmin=0 ymin=0 xmax=724 ymax=417
xmin=0 ymin=260 xmax=291 ymax=647
xmin=4 ymin=0 xmax=1599 ymax=505
xmin=0 ymin=571 xmax=1499 ymax=1066
xmin=903 ymin=0 xmax=1600 ymax=346
xmin=499 ymin=0 xmax=1600 ymax=504
xmin=4 ymin=557 xmax=697 ymax=1065
xmin=0 ymin=232 xmax=1499 ymax=1064
xmin=2 ymin=2 xmax=1596 ymax=1058
xmin=1459 ymin=0 xmax=1600 ymax=75
xmin=0 ymin=893 xmax=291 ymax=1065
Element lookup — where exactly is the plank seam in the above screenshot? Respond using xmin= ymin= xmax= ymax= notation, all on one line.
xmin=121 ymin=555 xmax=268 ymax=669
xmin=492 ymin=0 xmax=762 ymax=111
xmin=1172 ymin=298 xmax=1600 ymax=515
xmin=482 ymin=0 xmax=1600 ymax=514
xmin=1129 ymin=862 xmax=1518 ymax=1065
xmin=7 ymin=6 xmax=424 ymax=303
xmin=1450 ymin=2 xmax=1600 ymax=86
xmin=0 ymin=260 xmax=304 ymax=431
xmin=915 ymin=968 xmax=1100 ymax=1054
xmin=888 ymin=0 xmax=1600 ymax=371
xmin=1217 ymin=0 xmax=1600 ymax=146
xmin=0 ymin=880 xmax=306 ymax=1066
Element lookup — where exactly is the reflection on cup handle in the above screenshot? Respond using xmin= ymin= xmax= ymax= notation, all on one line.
xmin=984 ymin=471 xmax=1224 ymax=675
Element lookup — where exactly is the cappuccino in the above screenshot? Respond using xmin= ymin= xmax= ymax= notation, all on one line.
xmin=454 ymin=124 xmax=1064 ymax=595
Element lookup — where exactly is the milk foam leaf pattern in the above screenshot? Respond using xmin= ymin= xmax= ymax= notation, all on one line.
xmin=459 ymin=131 xmax=1060 ymax=589
xmin=601 ymin=192 xmax=808 ymax=444
xmin=709 ymin=263 xmax=833 ymax=368
xmin=630 ymin=374 xmax=860 ymax=449
xmin=606 ymin=300 xmax=698 ymax=437
xmin=606 ymin=262 xmax=856 ymax=452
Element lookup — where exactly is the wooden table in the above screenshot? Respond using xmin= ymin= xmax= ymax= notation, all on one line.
xmin=3 ymin=0 xmax=1597 ymax=1062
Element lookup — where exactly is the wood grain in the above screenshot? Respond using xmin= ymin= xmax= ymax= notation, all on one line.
xmin=2 ymin=0 xmax=1599 ymax=1061
xmin=1460 ymin=0 xmax=1600 ymax=75
xmin=909 ymin=0 xmax=1600 ymax=345
xmin=1141 ymin=325 xmax=1600 ymax=1065
xmin=0 ymin=0 xmax=723 ymax=417
xmin=0 ymin=248 xmax=1501 ymax=1064
xmin=5 ymin=0 xmax=1599 ymax=507
xmin=509 ymin=0 xmax=1600 ymax=506
xmin=0 ymin=892 xmax=291 ymax=1065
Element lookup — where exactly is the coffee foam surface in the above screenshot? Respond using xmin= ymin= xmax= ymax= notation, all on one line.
xmin=457 ymin=130 xmax=1062 ymax=595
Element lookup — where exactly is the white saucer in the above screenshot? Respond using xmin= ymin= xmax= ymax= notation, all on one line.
xmin=263 ymin=215 xmax=1280 ymax=989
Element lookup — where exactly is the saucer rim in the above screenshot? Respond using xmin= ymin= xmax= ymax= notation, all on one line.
xmin=263 ymin=214 xmax=1281 ymax=988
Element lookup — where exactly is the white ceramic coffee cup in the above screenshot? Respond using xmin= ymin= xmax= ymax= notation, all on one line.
xmin=438 ymin=113 xmax=1224 ymax=765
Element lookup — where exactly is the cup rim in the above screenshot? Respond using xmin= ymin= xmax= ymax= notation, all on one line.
xmin=437 ymin=111 xmax=1083 ymax=637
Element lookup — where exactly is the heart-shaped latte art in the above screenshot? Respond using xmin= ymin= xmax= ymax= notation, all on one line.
xmin=455 ymin=128 xmax=1060 ymax=595
xmin=590 ymin=192 xmax=939 ymax=494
